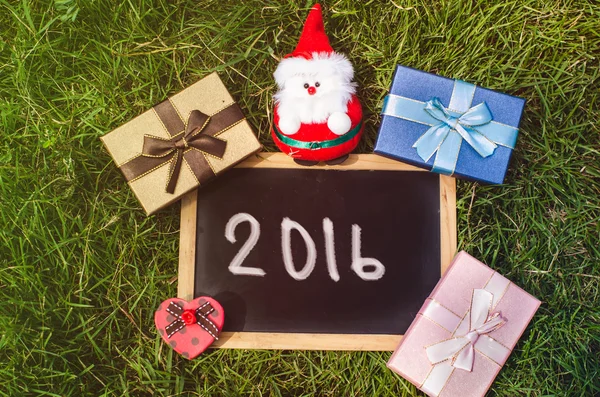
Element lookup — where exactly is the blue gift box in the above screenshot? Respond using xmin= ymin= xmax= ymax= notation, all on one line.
xmin=374 ymin=65 xmax=526 ymax=184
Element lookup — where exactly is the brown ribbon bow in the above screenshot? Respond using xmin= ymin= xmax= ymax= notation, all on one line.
xmin=165 ymin=301 xmax=219 ymax=340
xmin=119 ymin=100 xmax=245 ymax=194
xmin=143 ymin=110 xmax=226 ymax=193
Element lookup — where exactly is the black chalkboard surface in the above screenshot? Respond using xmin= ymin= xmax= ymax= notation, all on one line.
xmin=178 ymin=153 xmax=456 ymax=350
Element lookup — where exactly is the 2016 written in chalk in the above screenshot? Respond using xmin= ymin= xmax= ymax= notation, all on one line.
xmin=225 ymin=212 xmax=386 ymax=282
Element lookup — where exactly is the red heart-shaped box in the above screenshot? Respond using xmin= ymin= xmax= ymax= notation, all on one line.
xmin=155 ymin=296 xmax=225 ymax=359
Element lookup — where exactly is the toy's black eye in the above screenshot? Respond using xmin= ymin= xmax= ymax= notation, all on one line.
xmin=315 ymin=82 xmax=320 ymax=87
xmin=303 ymin=83 xmax=309 ymax=89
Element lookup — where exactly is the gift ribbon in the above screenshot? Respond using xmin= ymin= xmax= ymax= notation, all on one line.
xmin=425 ymin=289 xmax=506 ymax=371
xmin=119 ymin=100 xmax=245 ymax=193
xmin=273 ymin=120 xmax=363 ymax=150
xmin=381 ymin=80 xmax=519 ymax=175
xmin=419 ymin=272 xmax=513 ymax=396
xmin=165 ymin=301 xmax=219 ymax=340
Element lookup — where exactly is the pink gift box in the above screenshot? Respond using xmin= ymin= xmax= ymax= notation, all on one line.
xmin=387 ymin=251 xmax=541 ymax=397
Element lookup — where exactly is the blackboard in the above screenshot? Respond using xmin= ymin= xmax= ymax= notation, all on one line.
xmin=178 ymin=153 xmax=456 ymax=350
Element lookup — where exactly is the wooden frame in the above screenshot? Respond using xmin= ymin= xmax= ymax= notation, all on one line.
xmin=178 ymin=153 xmax=456 ymax=350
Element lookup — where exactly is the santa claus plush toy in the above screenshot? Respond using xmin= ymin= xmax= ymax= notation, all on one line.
xmin=272 ymin=4 xmax=363 ymax=165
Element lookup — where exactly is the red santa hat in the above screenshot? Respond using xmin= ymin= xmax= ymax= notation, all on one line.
xmin=291 ymin=4 xmax=333 ymax=57
xmin=274 ymin=4 xmax=354 ymax=88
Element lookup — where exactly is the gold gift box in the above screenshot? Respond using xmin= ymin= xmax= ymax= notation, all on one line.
xmin=101 ymin=72 xmax=261 ymax=215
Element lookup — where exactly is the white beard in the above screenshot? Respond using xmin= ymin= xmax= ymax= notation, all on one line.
xmin=276 ymin=89 xmax=350 ymax=124
xmin=273 ymin=52 xmax=356 ymax=135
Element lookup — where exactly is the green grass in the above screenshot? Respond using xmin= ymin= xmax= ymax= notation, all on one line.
xmin=1 ymin=0 xmax=599 ymax=395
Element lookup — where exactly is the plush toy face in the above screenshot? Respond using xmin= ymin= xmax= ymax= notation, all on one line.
xmin=274 ymin=52 xmax=356 ymax=129
xmin=282 ymin=71 xmax=346 ymax=100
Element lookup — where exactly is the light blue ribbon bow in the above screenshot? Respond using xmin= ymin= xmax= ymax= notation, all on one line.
xmin=381 ymin=80 xmax=519 ymax=175
xmin=414 ymin=97 xmax=497 ymax=163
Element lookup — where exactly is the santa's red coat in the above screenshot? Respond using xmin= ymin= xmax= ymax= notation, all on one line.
xmin=271 ymin=94 xmax=363 ymax=162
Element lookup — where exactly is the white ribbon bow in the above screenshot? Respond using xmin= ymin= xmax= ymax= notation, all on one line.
xmin=425 ymin=289 xmax=506 ymax=372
